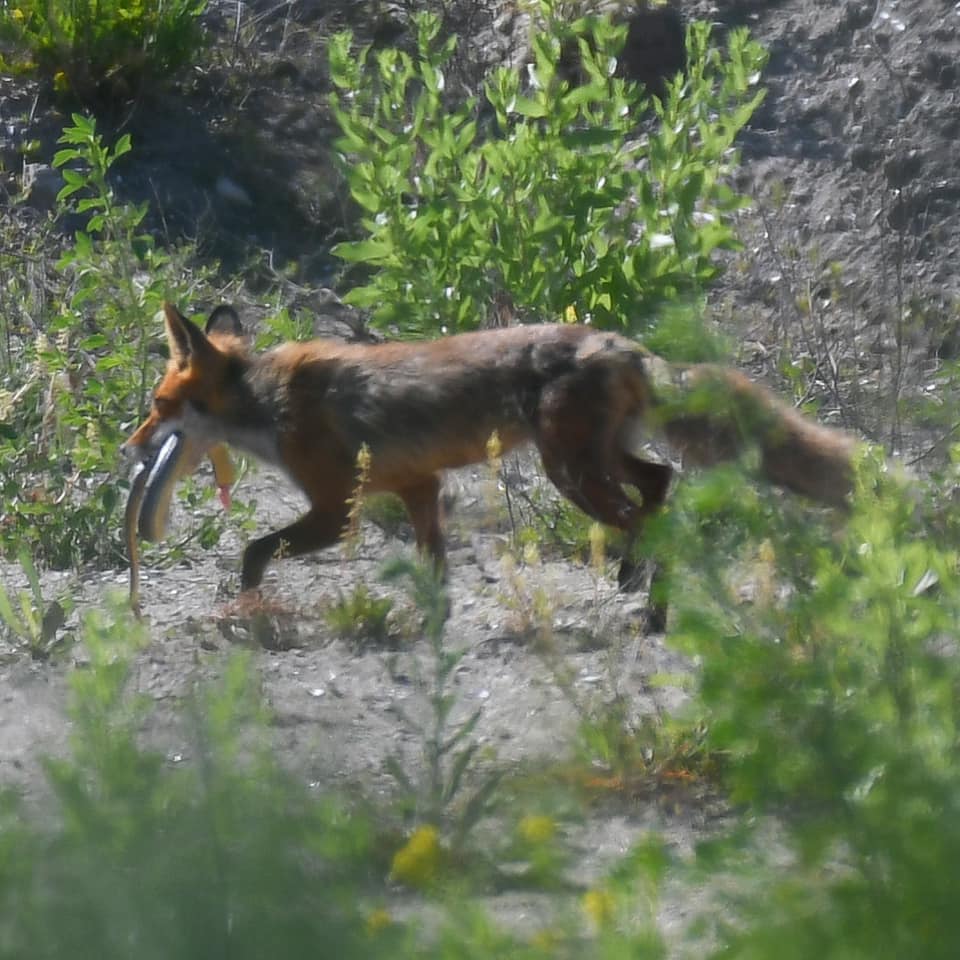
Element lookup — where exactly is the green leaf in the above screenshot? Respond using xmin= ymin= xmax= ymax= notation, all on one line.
xmin=443 ymin=742 xmax=478 ymax=802
xmin=457 ymin=771 xmax=504 ymax=835
xmin=113 ymin=133 xmax=132 ymax=159
xmin=441 ymin=707 xmax=482 ymax=755
xmin=512 ymin=96 xmax=548 ymax=118
xmin=0 ymin=584 xmax=24 ymax=638
xmin=332 ymin=238 xmax=394 ymax=264
xmin=56 ymin=182 xmax=83 ymax=202
xmin=384 ymin=752 xmax=414 ymax=793
xmin=16 ymin=549 xmax=42 ymax=607
xmin=332 ymin=125 xmax=370 ymax=154
xmin=341 ymin=285 xmax=387 ymax=308
xmin=17 ymin=591 xmax=38 ymax=641
xmin=52 ymin=148 xmax=83 ymax=167
xmin=559 ymin=127 xmax=624 ymax=149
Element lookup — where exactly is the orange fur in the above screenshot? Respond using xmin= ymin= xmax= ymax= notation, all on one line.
xmin=124 ymin=303 xmax=856 ymax=597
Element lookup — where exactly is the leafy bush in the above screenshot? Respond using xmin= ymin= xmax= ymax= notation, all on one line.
xmin=658 ymin=452 xmax=960 ymax=957
xmin=329 ymin=8 xmax=766 ymax=336
xmin=0 ymin=114 xmax=224 ymax=568
xmin=0 ymin=595 xmax=671 ymax=958
xmin=0 ymin=601 xmax=387 ymax=959
xmin=0 ymin=0 xmax=207 ymax=102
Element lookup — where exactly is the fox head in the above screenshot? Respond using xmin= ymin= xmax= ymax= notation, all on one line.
xmin=125 ymin=302 xmax=245 ymax=461
xmin=124 ymin=303 xmax=243 ymax=506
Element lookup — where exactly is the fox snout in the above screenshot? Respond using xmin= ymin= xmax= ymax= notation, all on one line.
xmin=123 ymin=412 xmax=186 ymax=463
xmin=120 ymin=437 xmax=149 ymax=463
xmin=121 ymin=429 xmax=164 ymax=467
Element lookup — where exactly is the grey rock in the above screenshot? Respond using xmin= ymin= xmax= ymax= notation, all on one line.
xmin=22 ymin=163 xmax=64 ymax=212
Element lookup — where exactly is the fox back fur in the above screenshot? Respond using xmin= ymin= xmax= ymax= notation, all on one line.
xmin=125 ymin=303 xmax=855 ymax=594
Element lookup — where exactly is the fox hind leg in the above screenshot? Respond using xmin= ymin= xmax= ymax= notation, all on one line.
xmin=537 ymin=378 xmax=674 ymax=629
xmin=617 ymin=454 xmax=673 ymax=632
xmin=537 ymin=404 xmax=643 ymax=533
xmin=617 ymin=453 xmax=672 ymax=585
xmin=537 ymin=374 xmax=644 ymax=528
xmin=538 ymin=452 xmax=642 ymax=530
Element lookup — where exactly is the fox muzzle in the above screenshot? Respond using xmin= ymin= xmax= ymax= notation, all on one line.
xmin=128 ymin=431 xmax=187 ymax=542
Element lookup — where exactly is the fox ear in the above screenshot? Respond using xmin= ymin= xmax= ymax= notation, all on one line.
xmin=163 ymin=301 xmax=212 ymax=369
xmin=206 ymin=305 xmax=243 ymax=337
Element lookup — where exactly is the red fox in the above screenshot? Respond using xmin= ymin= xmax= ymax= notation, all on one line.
xmin=125 ymin=302 xmax=855 ymax=604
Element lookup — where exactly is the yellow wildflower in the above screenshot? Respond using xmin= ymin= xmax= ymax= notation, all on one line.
xmin=582 ymin=887 xmax=617 ymax=929
xmin=390 ymin=824 xmax=440 ymax=889
xmin=531 ymin=927 xmax=563 ymax=951
xmin=518 ymin=814 xmax=556 ymax=845
xmin=366 ymin=908 xmax=393 ymax=935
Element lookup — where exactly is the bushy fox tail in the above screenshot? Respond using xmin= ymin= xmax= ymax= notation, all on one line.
xmin=642 ymin=359 xmax=855 ymax=509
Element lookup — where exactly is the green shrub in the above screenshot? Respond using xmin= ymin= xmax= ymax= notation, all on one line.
xmin=253 ymin=304 xmax=316 ymax=350
xmin=0 ymin=114 xmax=225 ymax=568
xmin=0 ymin=0 xmax=207 ymax=102
xmin=0 ymin=595 xmax=674 ymax=957
xmin=0 ymin=601 xmax=388 ymax=959
xmin=658 ymin=452 xmax=960 ymax=957
xmin=329 ymin=8 xmax=766 ymax=336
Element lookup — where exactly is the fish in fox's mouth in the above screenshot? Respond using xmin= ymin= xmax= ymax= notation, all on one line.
xmin=127 ymin=431 xmax=235 ymax=544
xmin=125 ymin=431 xmax=186 ymax=616
xmin=130 ymin=431 xmax=187 ymax=542
xmin=125 ymin=433 xmax=236 ymax=613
